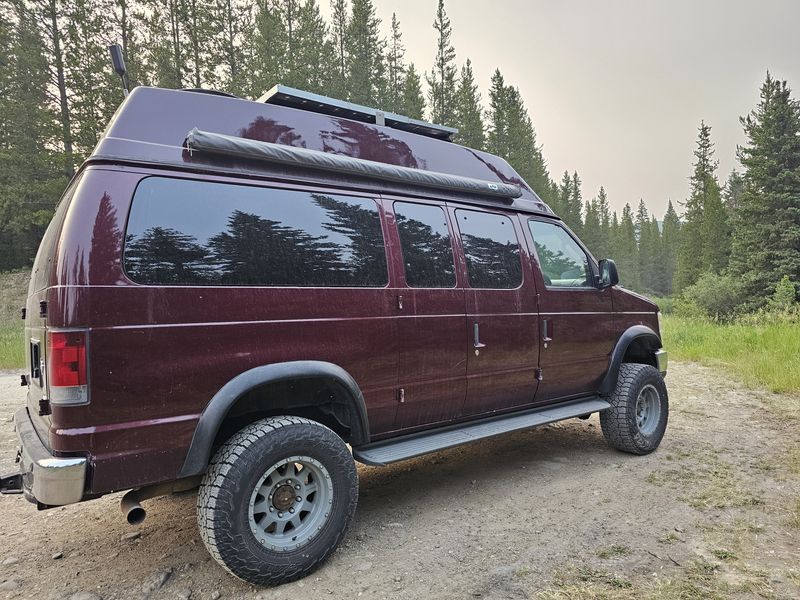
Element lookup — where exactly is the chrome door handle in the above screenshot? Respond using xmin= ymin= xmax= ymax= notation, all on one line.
xmin=473 ymin=322 xmax=486 ymax=355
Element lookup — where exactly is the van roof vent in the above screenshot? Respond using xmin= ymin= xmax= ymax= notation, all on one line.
xmin=258 ymin=84 xmax=459 ymax=142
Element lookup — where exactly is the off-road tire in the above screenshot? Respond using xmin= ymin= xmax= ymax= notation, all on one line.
xmin=197 ymin=416 xmax=358 ymax=586
xmin=600 ymin=363 xmax=668 ymax=455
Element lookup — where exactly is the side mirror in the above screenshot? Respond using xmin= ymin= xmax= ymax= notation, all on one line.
xmin=598 ymin=259 xmax=619 ymax=289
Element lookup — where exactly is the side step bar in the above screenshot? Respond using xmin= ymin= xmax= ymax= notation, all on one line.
xmin=353 ymin=397 xmax=610 ymax=466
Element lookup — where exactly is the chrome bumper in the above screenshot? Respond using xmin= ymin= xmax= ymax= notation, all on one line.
xmin=655 ymin=349 xmax=668 ymax=375
xmin=11 ymin=408 xmax=86 ymax=506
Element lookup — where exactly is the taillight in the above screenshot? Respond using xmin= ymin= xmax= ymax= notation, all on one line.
xmin=47 ymin=330 xmax=89 ymax=405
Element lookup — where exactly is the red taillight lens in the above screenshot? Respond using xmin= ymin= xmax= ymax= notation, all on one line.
xmin=48 ymin=331 xmax=87 ymax=387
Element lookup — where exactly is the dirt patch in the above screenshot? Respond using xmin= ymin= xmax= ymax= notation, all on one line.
xmin=0 ymin=362 xmax=798 ymax=599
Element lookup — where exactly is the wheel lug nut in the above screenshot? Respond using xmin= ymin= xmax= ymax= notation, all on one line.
xmin=269 ymin=507 xmax=274 ymax=512
xmin=289 ymin=508 xmax=295 ymax=514
xmin=296 ymin=496 xmax=301 ymax=502
xmin=295 ymin=485 xmax=300 ymax=490
xmin=278 ymin=512 xmax=283 ymax=518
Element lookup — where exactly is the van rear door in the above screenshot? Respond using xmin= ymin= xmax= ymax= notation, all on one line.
xmin=23 ymin=176 xmax=80 ymax=441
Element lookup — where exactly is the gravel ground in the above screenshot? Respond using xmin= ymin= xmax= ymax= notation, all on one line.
xmin=0 ymin=362 xmax=798 ymax=599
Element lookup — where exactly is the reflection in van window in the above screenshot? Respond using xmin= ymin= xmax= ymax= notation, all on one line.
xmin=456 ymin=209 xmax=522 ymax=289
xmin=124 ymin=177 xmax=388 ymax=287
xmin=528 ymin=220 xmax=592 ymax=288
xmin=394 ymin=202 xmax=455 ymax=288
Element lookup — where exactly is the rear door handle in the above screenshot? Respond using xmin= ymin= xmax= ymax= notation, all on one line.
xmin=473 ymin=322 xmax=486 ymax=355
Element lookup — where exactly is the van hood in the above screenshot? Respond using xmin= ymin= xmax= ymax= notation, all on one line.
xmin=612 ymin=286 xmax=658 ymax=313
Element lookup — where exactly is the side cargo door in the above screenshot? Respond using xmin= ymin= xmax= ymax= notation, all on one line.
xmin=383 ymin=196 xmax=468 ymax=432
xmin=452 ymin=207 xmax=540 ymax=417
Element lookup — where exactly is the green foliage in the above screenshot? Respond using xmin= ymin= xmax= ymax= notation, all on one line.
xmin=729 ymin=73 xmax=800 ymax=308
xmin=426 ymin=0 xmax=457 ymax=126
xmin=385 ymin=13 xmax=405 ymax=113
xmin=768 ymin=275 xmax=797 ymax=310
xmin=453 ymin=58 xmax=484 ymax=150
xmin=345 ymin=0 xmax=384 ymax=106
xmin=677 ymin=272 xmax=744 ymax=320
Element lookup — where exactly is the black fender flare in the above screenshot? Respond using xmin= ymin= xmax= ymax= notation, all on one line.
xmin=178 ymin=360 xmax=369 ymax=478
xmin=598 ymin=325 xmax=662 ymax=396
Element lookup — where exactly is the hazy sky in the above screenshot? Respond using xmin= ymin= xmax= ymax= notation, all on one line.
xmin=321 ymin=0 xmax=800 ymax=217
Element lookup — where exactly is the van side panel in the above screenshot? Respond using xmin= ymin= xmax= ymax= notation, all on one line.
xmin=49 ymin=167 xmax=400 ymax=494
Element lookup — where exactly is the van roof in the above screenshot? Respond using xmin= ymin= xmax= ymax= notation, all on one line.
xmin=91 ymin=86 xmax=556 ymax=217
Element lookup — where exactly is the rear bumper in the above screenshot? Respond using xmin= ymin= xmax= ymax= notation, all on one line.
xmin=1 ymin=408 xmax=87 ymax=506
xmin=655 ymin=349 xmax=668 ymax=375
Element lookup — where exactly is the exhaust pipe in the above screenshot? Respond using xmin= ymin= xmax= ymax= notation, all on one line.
xmin=119 ymin=476 xmax=202 ymax=526
xmin=120 ymin=490 xmax=147 ymax=525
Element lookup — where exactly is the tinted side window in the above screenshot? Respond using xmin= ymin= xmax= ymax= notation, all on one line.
xmin=124 ymin=177 xmax=388 ymax=287
xmin=528 ymin=220 xmax=593 ymax=288
xmin=394 ymin=202 xmax=456 ymax=288
xmin=456 ymin=209 xmax=522 ymax=289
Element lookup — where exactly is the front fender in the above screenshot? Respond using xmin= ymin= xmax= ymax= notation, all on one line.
xmin=178 ymin=360 xmax=369 ymax=478
xmin=599 ymin=325 xmax=663 ymax=396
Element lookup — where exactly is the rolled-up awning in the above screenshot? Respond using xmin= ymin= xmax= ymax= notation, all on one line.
xmin=185 ymin=128 xmax=523 ymax=201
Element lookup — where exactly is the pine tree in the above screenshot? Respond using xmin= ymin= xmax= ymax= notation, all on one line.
xmin=581 ymin=197 xmax=601 ymax=256
xmin=385 ymin=12 xmax=405 ymax=113
xmin=327 ymin=0 xmax=348 ymax=98
xmin=614 ymin=203 xmax=640 ymax=290
xmin=400 ymin=62 xmax=425 ymax=119
xmin=660 ymin=199 xmax=681 ymax=296
xmin=0 ymin=2 xmax=66 ymax=269
xmin=453 ymin=59 xmax=484 ymax=149
xmin=595 ymin=186 xmax=612 ymax=258
xmin=486 ymin=70 xmax=508 ymax=158
xmin=426 ymin=0 xmax=456 ymax=125
xmin=141 ymin=0 xmax=185 ymax=88
xmin=252 ymin=0 xmax=285 ymax=96
xmin=553 ymin=170 xmax=572 ymax=219
xmin=701 ymin=179 xmax=729 ymax=274
xmin=730 ymin=73 xmax=800 ymax=303
xmin=345 ymin=0 xmax=384 ymax=106
xmin=182 ymin=0 xmax=212 ymax=89
xmin=675 ymin=121 xmax=720 ymax=291
xmin=207 ymin=0 xmax=252 ymax=96
xmin=292 ymin=0 xmax=333 ymax=94
xmin=557 ymin=171 xmax=582 ymax=234
xmin=722 ymin=169 xmax=745 ymax=213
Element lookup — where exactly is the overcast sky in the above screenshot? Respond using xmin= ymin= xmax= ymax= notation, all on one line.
xmin=321 ymin=0 xmax=800 ymax=217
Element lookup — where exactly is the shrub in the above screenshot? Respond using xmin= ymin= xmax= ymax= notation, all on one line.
xmin=768 ymin=275 xmax=797 ymax=310
xmin=677 ymin=272 xmax=745 ymax=320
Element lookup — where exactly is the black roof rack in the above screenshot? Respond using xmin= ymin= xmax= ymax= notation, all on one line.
xmin=259 ymin=84 xmax=458 ymax=141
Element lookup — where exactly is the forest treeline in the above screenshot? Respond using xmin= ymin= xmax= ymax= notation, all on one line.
xmin=1 ymin=0 xmax=798 ymax=312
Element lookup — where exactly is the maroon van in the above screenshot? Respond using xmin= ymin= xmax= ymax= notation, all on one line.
xmin=1 ymin=85 xmax=668 ymax=585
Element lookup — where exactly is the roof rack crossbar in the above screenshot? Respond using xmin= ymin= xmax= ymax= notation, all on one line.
xmin=185 ymin=128 xmax=522 ymax=201
xmin=258 ymin=85 xmax=459 ymax=141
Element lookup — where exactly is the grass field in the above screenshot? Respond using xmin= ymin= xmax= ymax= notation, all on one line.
xmin=661 ymin=314 xmax=800 ymax=395
xmin=0 ymin=270 xmax=27 ymax=369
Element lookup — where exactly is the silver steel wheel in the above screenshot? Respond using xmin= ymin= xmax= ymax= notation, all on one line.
xmin=635 ymin=384 xmax=661 ymax=435
xmin=248 ymin=455 xmax=333 ymax=552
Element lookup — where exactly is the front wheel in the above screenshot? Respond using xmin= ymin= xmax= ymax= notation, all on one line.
xmin=600 ymin=363 xmax=669 ymax=455
xmin=197 ymin=416 xmax=358 ymax=586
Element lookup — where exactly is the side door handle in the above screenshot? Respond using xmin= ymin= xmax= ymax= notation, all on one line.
xmin=473 ymin=322 xmax=486 ymax=355
xmin=543 ymin=319 xmax=553 ymax=348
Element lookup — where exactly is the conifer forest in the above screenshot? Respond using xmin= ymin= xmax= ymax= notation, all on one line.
xmin=1 ymin=0 xmax=798 ymax=314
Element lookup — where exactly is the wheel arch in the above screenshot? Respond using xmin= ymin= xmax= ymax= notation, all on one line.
xmin=178 ymin=360 xmax=369 ymax=478
xmin=599 ymin=325 xmax=663 ymax=396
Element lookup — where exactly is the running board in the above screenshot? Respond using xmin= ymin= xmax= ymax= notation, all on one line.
xmin=353 ymin=397 xmax=610 ymax=466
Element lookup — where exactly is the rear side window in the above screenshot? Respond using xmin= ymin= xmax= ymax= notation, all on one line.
xmin=394 ymin=201 xmax=455 ymax=288
xmin=124 ymin=177 xmax=388 ymax=287
xmin=455 ymin=209 xmax=522 ymax=289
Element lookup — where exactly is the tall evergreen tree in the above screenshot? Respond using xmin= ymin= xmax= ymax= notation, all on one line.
xmin=581 ymin=197 xmax=601 ymax=256
xmin=400 ymin=62 xmax=425 ymax=119
xmin=207 ymin=0 xmax=252 ymax=96
xmin=251 ymin=0 xmax=285 ymax=96
xmin=675 ymin=121 xmax=721 ymax=291
xmin=453 ymin=58 xmax=484 ymax=149
xmin=385 ymin=12 xmax=405 ymax=113
xmin=327 ymin=0 xmax=348 ymax=98
xmin=345 ymin=0 xmax=384 ymax=106
xmin=595 ymin=186 xmax=612 ymax=258
xmin=660 ymin=199 xmax=681 ymax=296
xmin=291 ymin=0 xmax=333 ymax=94
xmin=614 ymin=203 xmax=640 ymax=290
xmin=730 ymin=73 xmax=800 ymax=303
xmin=486 ymin=70 xmax=508 ymax=158
xmin=426 ymin=0 xmax=457 ymax=125
xmin=722 ymin=169 xmax=745 ymax=213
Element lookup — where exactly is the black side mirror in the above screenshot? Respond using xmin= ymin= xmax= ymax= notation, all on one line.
xmin=598 ymin=259 xmax=619 ymax=288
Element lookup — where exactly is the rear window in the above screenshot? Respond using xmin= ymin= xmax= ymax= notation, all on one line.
xmin=124 ymin=177 xmax=388 ymax=287
xmin=394 ymin=201 xmax=456 ymax=288
xmin=455 ymin=209 xmax=522 ymax=289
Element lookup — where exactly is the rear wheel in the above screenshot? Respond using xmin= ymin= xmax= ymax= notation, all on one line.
xmin=197 ymin=416 xmax=358 ymax=585
xmin=600 ymin=363 xmax=668 ymax=455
